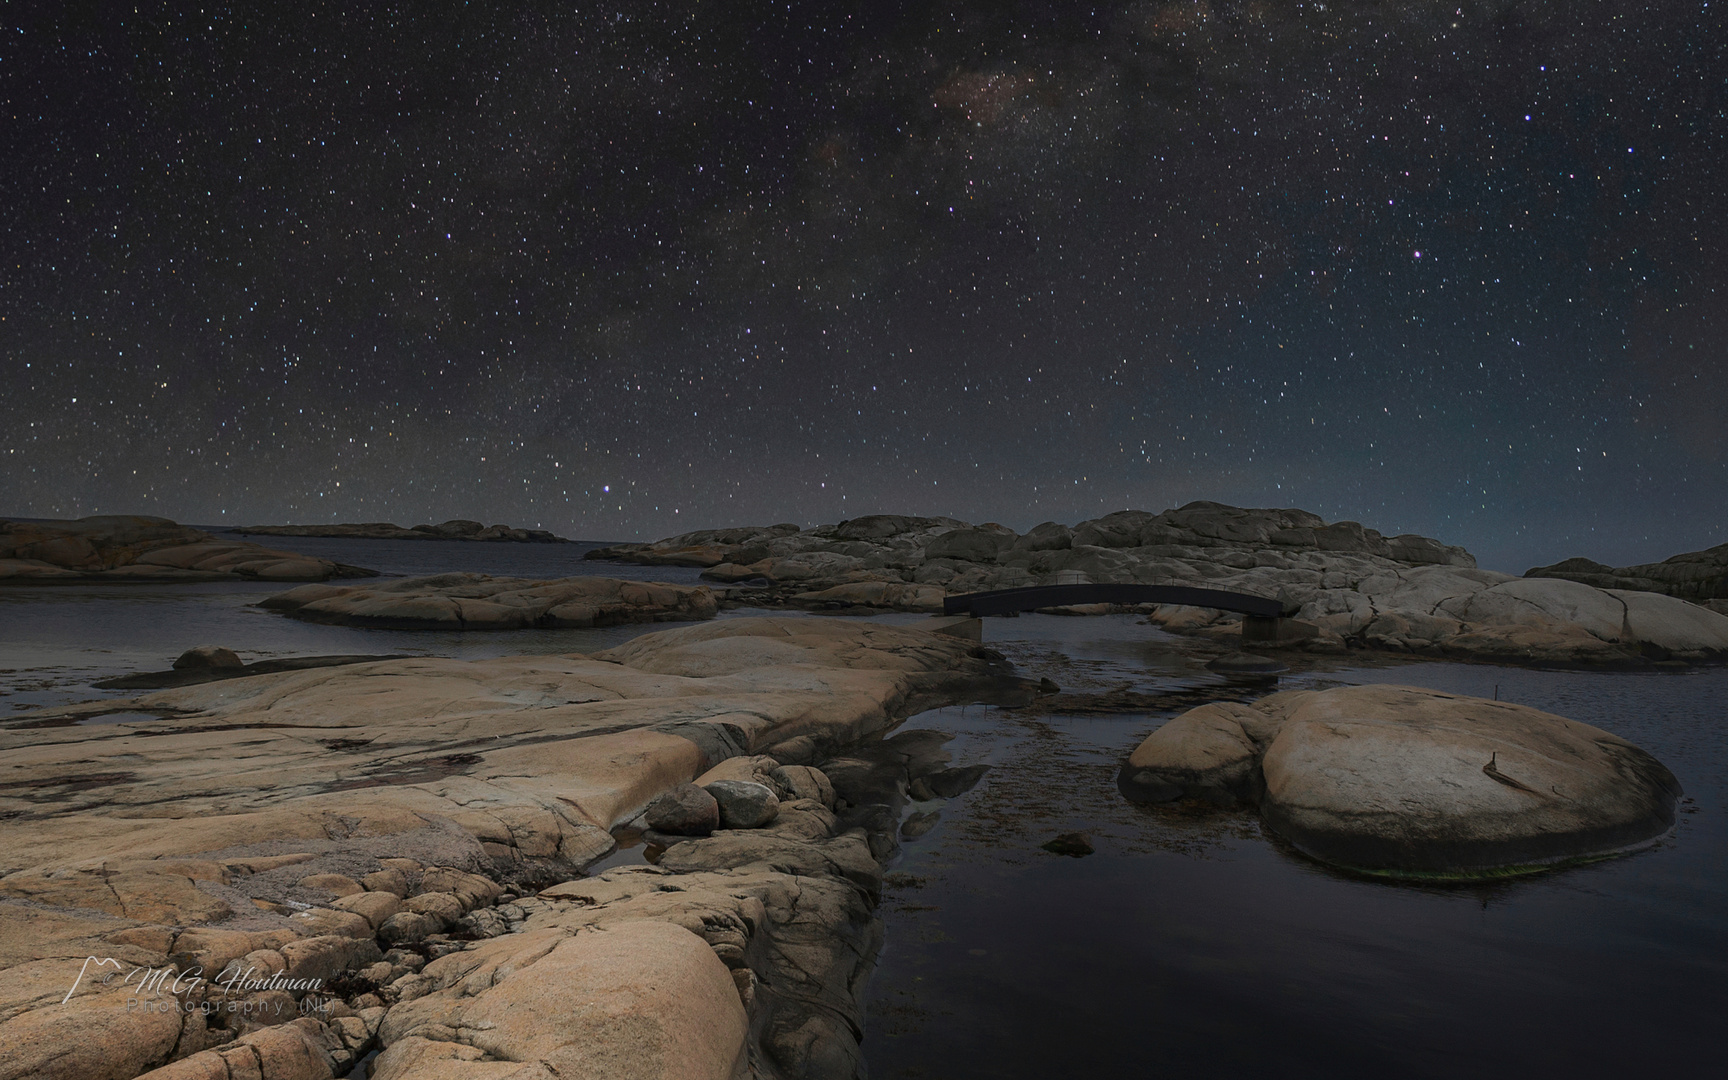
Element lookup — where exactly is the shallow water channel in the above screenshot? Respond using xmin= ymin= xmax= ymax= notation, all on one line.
xmin=861 ymin=615 xmax=1727 ymax=1078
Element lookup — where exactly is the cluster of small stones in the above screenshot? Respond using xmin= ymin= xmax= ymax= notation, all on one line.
xmin=84 ymin=858 xmax=524 ymax=1080
xmin=538 ymin=736 xmax=986 ymax=1079
xmin=104 ymin=745 xmax=986 ymax=1079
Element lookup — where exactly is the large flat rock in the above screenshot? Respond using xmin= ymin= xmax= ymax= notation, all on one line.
xmin=1120 ymin=684 xmax=1681 ymax=876
xmin=372 ymin=920 xmax=746 ymax=1080
xmin=260 ymin=573 xmax=718 ymax=629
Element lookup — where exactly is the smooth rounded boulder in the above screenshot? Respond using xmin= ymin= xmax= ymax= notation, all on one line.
xmin=704 ymin=780 xmax=780 ymax=829
xmin=1122 ymin=684 xmax=1681 ymax=876
xmin=644 ymin=783 xmax=721 ymax=836
xmin=1118 ymin=701 xmax=1274 ymax=805
xmin=1258 ymin=685 xmax=1681 ymax=874
xmin=172 ymin=644 xmax=245 ymax=670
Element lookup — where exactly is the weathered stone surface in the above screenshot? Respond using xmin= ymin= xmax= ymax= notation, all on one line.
xmin=1609 ymin=588 xmax=1728 ymax=657
xmin=1012 ymin=521 xmax=1073 ymax=552
xmin=923 ymin=525 xmax=1016 ymax=563
xmin=296 ymin=873 xmax=363 ymax=897
xmin=0 ymin=516 xmax=373 ymax=584
xmin=132 ymin=1017 xmax=344 ymax=1080
xmin=415 ymin=868 xmax=502 ymax=912
xmin=360 ymin=868 xmax=411 ymax=897
xmin=329 ymin=890 xmax=404 ymax=929
xmin=1118 ymin=702 xmax=1278 ymax=804
xmin=771 ymin=765 xmax=836 ymax=809
xmin=0 ymin=959 xmax=185 ymax=1080
xmin=373 ymin=920 xmax=747 ymax=1080
xmin=704 ymin=780 xmax=780 ymax=829
xmin=1123 ymin=684 xmax=1681 ymax=875
xmin=237 ymin=519 xmax=569 ymax=543
xmin=260 ymin=573 xmax=718 ymax=630
xmin=404 ymin=892 xmax=464 ymax=923
xmin=585 ymin=523 xmax=805 ymax=567
xmin=791 ymin=581 xmax=945 ymax=611
xmin=288 ymin=908 xmax=373 ymax=940
xmin=377 ymin=911 xmax=445 ymax=944
xmin=644 ymin=783 xmax=721 ymax=837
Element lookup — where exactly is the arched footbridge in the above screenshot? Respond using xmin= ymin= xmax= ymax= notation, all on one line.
xmin=942 ymin=584 xmax=1303 ymax=643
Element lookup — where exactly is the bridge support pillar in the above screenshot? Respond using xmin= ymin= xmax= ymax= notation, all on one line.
xmin=1242 ymin=615 xmax=1318 ymax=646
xmin=1242 ymin=615 xmax=1285 ymax=643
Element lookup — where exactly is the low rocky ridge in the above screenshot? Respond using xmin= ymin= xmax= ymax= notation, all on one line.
xmin=1527 ymin=542 xmax=1728 ymax=612
xmin=1119 ymin=684 xmax=1681 ymax=876
xmin=0 ymin=619 xmax=1027 ymax=1080
xmin=0 ymin=516 xmax=375 ymax=583
xmin=235 ymin=519 xmax=569 ymax=544
xmin=259 ymin=573 xmax=720 ymax=629
xmin=588 ymin=503 xmax=1728 ymax=666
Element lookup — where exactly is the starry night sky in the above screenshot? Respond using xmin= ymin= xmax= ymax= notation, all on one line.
xmin=4 ymin=1 xmax=1725 ymax=572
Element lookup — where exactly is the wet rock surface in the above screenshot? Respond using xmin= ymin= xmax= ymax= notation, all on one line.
xmin=1120 ymin=683 xmax=1682 ymax=875
xmin=586 ymin=504 xmax=1728 ymax=667
xmin=259 ymin=572 xmax=719 ymax=629
xmin=0 ymin=516 xmax=375 ymax=584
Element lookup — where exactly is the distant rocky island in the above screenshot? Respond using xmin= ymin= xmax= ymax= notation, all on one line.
xmin=261 ymin=573 xmax=717 ymax=629
xmin=587 ymin=501 xmax=1728 ymax=667
xmin=234 ymin=518 xmax=570 ymax=543
xmin=1528 ymin=543 xmax=1728 ymax=614
xmin=0 ymin=515 xmax=376 ymax=583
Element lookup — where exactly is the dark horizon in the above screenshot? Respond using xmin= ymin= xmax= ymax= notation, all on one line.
xmin=6 ymin=1 xmax=1725 ymax=576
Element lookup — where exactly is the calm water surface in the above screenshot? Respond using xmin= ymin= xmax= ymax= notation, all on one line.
xmin=863 ymin=615 xmax=1726 ymax=1078
xmin=0 ymin=532 xmax=705 ymax=712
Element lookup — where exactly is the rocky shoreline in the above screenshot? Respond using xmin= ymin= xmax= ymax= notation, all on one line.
xmin=1 ymin=517 xmax=376 ymax=584
xmin=2 ymin=504 xmax=1717 ymax=1078
xmin=587 ymin=503 xmax=1728 ymax=667
xmin=234 ymin=519 xmax=571 ymax=544
xmin=0 ymin=618 xmax=1028 ymax=1080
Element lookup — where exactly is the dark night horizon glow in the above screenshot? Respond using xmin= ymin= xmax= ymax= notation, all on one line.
xmin=4 ymin=1 xmax=1725 ymax=574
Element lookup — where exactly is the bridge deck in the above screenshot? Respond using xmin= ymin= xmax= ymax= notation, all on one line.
xmin=942 ymin=583 xmax=1290 ymax=619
